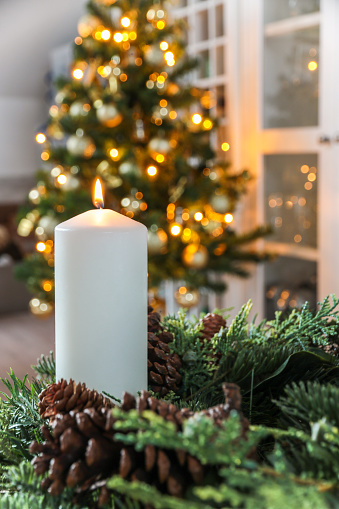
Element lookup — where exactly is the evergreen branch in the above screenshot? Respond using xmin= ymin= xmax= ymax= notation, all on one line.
xmin=32 ymin=352 xmax=56 ymax=384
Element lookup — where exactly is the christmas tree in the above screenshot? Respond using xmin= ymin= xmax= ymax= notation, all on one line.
xmin=16 ymin=0 xmax=270 ymax=316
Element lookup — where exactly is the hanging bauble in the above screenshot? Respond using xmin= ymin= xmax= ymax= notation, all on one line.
xmin=66 ymin=134 xmax=95 ymax=158
xmin=148 ymin=138 xmax=171 ymax=159
xmin=147 ymin=228 xmax=168 ymax=254
xmin=38 ymin=216 xmax=59 ymax=238
xmin=69 ymin=101 xmax=90 ymax=119
xmin=175 ymin=287 xmax=200 ymax=308
xmin=96 ymin=104 xmax=123 ymax=128
xmin=119 ymin=161 xmax=141 ymax=177
xmin=144 ymin=45 xmax=164 ymax=65
xmin=0 ymin=225 xmax=10 ymax=250
xmin=211 ymin=194 xmax=231 ymax=214
xmin=182 ymin=244 xmax=209 ymax=269
xmin=29 ymin=298 xmax=54 ymax=319
xmin=77 ymin=14 xmax=102 ymax=38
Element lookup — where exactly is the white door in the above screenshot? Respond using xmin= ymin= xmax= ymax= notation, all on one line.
xmin=234 ymin=0 xmax=339 ymax=318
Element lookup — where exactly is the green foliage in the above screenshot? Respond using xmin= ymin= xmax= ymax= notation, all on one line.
xmin=0 ymin=371 xmax=45 ymax=460
xmin=32 ymin=351 xmax=56 ymax=384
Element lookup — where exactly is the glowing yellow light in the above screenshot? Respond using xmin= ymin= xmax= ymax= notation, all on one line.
xmin=203 ymin=119 xmax=213 ymax=130
xmin=304 ymin=182 xmax=313 ymax=190
xmin=122 ymin=32 xmax=129 ymax=41
xmin=160 ymin=99 xmax=167 ymax=107
xmin=43 ymin=281 xmax=53 ymax=292
xmin=114 ymin=32 xmax=123 ymax=42
xmin=194 ymin=212 xmax=203 ymax=221
xmin=157 ymin=75 xmax=165 ymax=83
xmin=109 ymin=148 xmax=119 ymax=159
xmin=135 ymin=57 xmax=142 ymax=66
xmin=178 ymin=286 xmax=187 ymax=295
xmin=170 ymin=224 xmax=182 ymax=236
xmin=155 ymin=154 xmax=165 ymax=163
xmin=57 ymin=174 xmax=67 ymax=185
xmin=36 ymin=242 xmax=46 ymax=252
xmin=93 ymin=178 xmax=104 ymax=208
xmin=301 ymin=164 xmax=309 ymax=173
xmin=157 ymin=20 xmax=165 ymax=29
xmin=94 ymin=31 xmax=102 ymax=40
xmin=167 ymin=59 xmax=175 ymax=67
xmin=120 ymin=73 xmax=128 ymax=82
xmin=164 ymin=51 xmax=174 ymax=61
xmin=224 ymin=213 xmax=233 ymax=223
xmin=192 ymin=113 xmax=202 ymax=125
xmin=221 ymin=142 xmax=230 ymax=152
xmin=308 ymin=172 xmax=316 ymax=182
xmin=183 ymin=228 xmax=191 ymax=236
xmin=129 ymin=31 xmax=137 ymax=40
xmin=101 ymin=29 xmax=111 ymax=40
xmin=160 ymin=41 xmax=169 ymax=50
xmin=41 ymin=151 xmax=49 ymax=161
xmin=121 ymin=17 xmax=131 ymax=27
xmin=182 ymin=212 xmax=190 ymax=221
xmin=73 ymin=68 xmax=84 ymax=80
xmin=36 ymin=133 xmax=46 ymax=144
xmin=308 ymin=61 xmax=318 ymax=71
xmin=147 ymin=165 xmax=157 ymax=176
xmin=169 ymin=111 xmax=177 ymax=119
xmin=74 ymin=36 xmax=82 ymax=45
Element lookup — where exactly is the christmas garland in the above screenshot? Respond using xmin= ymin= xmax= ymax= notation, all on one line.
xmin=1 ymin=296 xmax=339 ymax=508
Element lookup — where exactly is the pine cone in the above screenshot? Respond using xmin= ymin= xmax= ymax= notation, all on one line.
xmin=30 ymin=383 xmax=248 ymax=505
xmin=148 ymin=308 xmax=182 ymax=396
xmin=318 ymin=342 xmax=339 ymax=357
xmin=38 ymin=379 xmax=114 ymax=420
xmin=200 ymin=313 xmax=227 ymax=341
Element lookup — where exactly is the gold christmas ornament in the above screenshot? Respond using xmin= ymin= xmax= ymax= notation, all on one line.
xmin=66 ymin=135 xmax=96 ymax=158
xmin=37 ymin=216 xmax=59 ymax=239
xmin=96 ymin=104 xmax=123 ymax=128
xmin=119 ymin=161 xmax=141 ymax=177
xmin=77 ymin=14 xmax=102 ymax=38
xmin=175 ymin=286 xmax=200 ymax=308
xmin=148 ymin=137 xmax=171 ymax=159
xmin=147 ymin=228 xmax=168 ymax=254
xmin=182 ymin=244 xmax=209 ymax=269
xmin=211 ymin=194 xmax=231 ymax=214
xmin=29 ymin=298 xmax=54 ymax=319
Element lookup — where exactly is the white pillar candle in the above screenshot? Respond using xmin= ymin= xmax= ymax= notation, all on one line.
xmin=54 ymin=181 xmax=147 ymax=398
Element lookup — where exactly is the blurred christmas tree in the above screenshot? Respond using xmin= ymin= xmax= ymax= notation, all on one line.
xmin=16 ymin=0 xmax=270 ymax=316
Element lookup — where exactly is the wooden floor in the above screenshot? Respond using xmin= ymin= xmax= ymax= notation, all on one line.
xmin=0 ymin=311 xmax=54 ymax=390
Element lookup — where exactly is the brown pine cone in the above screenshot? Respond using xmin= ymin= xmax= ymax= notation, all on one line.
xmin=148 ymin=308 xmax=182 ymax=396
xmin=318 ymin=342 xmax=339 ymax=357
xmin=38 ymin=379 xmax=114 ymax=420
xmin=200 ymin=313 xmax=227 ymax=341
xmin=30 ymin=384 xmax=248 ymax=505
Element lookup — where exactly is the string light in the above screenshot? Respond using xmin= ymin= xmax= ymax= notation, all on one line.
xmin=164 ymin=51 xmax=174 ymax=62
xmin=114 ymin=32 xmax=123 ymax=42
xmin=194 ymin=212 xmax=203 ymax=221
xmin=101 ymin=29 xmax=111 ymax=40
xmin=41 ymin=152 xmax=49 ymax=161
xmin=147 ymin=165 xmax=157 ymax=176
xmin=109 ymin=148 xmax=119 ymax=159
xmin=169 ymin=111 xmax=177 ymax=119
xmin=72 ymin=68 xmax=84 ymax=80
xmin=36 ymin=133 xmax=46 ymax=144
xmin=129 ymin=31 xmax=137 ymax=40
xmin=57 ymin=174 xmax=67 ymax=185
xmin=74 ymin=36 xmax=82 ymax=45
xmin=157 ymin=20 xmax=165 ymax=29
xmin=160 ymin=41 xmax=169 ymax=50
xmin=192 ymin=114 xmax=202 ymax=125
xmin=224 ymin=213 xmax=233 ymax=223
xmin=36 ymin=242 xmax=46 ymax=252
xmin=170 ymin=223 xmax=182 ymax=236
xmin=221 ymin=142 xmax=230 ymax=152
xmin=121 ymin=17 xmax=131 ymax=27
xmin=42 ymin=280 xmax=53 ymax=292
xmin=203 ymin=119 xmax=213 ymax=130
xmin=155 ymin=154 xmax=165 ymax=163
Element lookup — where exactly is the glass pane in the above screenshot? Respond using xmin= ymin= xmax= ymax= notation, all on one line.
xmin=198 ymin=50 xmax=210 ymax=78
xmin=264 ymin=154 xmax=317 ymax=248
xmin=263 ymin=27 xmax=319 ymax=128
xmin=264 ymin=0 xmax=320 ymax=24
xmin=215 ymin=4 xmax=224 ymax=37
xmin=265 ymin=256 xmax=317 ymax=319
xmin=196 ymin=10 xmax=208 ymax=42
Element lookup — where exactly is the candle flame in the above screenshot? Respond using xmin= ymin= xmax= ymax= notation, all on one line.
xmin=93 ymin=178 xmax=104 ymax=209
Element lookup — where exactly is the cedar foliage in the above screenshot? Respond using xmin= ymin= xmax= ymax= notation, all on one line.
xmin=0 ymin=295 xmax=338 ymax=507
